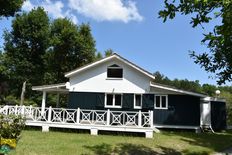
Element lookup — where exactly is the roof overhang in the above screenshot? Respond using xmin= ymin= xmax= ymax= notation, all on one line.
xmin=150 ymin=83 xmax=207 ymax=97
xmin=65 ymin=53 xmax=156 ymax=80
xmin=32 ymin=83 xmax=69 ymax=94
xmin=203 ymin=96 xmax=226 ymax=102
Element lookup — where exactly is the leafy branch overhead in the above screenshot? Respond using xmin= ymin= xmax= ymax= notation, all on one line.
xmin=0 ymin=0 xmax=25 ymax=18
xmin=159 ymin=0 xmax=232 ymax=85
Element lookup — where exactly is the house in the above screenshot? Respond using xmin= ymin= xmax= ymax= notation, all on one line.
xmin=30 ymin=53 xmax=226 ymax=135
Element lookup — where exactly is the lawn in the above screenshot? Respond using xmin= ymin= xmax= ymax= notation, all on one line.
xmin=10 ymin=129 xmax=232 ymax=155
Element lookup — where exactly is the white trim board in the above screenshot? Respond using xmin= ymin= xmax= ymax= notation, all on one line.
xmin=32 ymin=83 xmax=68 ymax=93
xmin=154 ymin=124 xmax=200 ymax=130
xmin=150 ymin=83 xmax=207 ymax=97
xmin=65 ymin=53 xmax=155 ymax=80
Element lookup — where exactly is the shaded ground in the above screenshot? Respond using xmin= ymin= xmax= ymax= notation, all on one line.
xmin=213 ymin=147 xmax=232 ymax=155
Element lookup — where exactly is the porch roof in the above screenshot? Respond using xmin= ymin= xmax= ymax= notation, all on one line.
xmin=150 ymin=83 xmax=207 ymax=97
xmin=32 ymin=83 xmax=69 ymax=94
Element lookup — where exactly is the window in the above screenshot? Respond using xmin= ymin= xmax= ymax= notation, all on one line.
xmin=155 ymin=95 xmax=168 ymax=109
xmin=105 ymin=94 xmax=122 ymax=108
xmin=107 ymin=64 xmax=123 ymax=78
xmin=134 ymin=94 xmax=142 ymax=109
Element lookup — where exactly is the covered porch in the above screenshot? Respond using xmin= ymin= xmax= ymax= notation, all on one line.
xmin=32 ymin=83 xmax=69 ymax=113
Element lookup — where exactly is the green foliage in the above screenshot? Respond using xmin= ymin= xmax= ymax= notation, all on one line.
xmin=159 ymin=0 xmax=232 ymax=85
xmin=153 ymin=71 xmax=202 ymax=93
xmin=202 ymin=84 xmax=217 ymax=96
xmin=3 ymin=7 xmax=50 ymax=97
xmin=4 ymin=95 xmax=19 ymax=105
xmin=47 ymin=19 xmax=96 ymax=83
xmin=95 ymin=52 xmax=103 ymax=60
xmin=0 ymin=114 xmax=25 ymax=139
xmin=1 ymin=8 xmax=96 ymax=104
xmin=104 ymin=49 xmax=114 ymax=57
xmin=220 ymin=91 xmax=232 ymax=125
xmin=0 ymin=0 xmax=24 ymax=18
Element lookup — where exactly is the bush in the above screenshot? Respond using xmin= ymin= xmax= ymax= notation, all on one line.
xmin=0 ymin=114 xmax=25 ymax=139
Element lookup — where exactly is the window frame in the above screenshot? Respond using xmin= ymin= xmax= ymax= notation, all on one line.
xmin=105 ymin=93 xmax=123 ymax=108
xmin=154 ymin=95 xmax=168 ymax=109
xmin=107 ymin=64 xmax=123 ymax=79
xmin=134 ymin=94 xmax=142 ymax=109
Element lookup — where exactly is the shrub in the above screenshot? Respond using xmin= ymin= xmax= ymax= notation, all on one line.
xmin=0 ymin=114 xmax=25 ymax=139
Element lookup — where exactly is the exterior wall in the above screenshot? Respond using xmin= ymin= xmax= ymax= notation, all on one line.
xmin=69 ymin=58 xmax=151 ymax=94
xmin=211 ymin=101 xmax=227 ymax=131
xmin=68 ymin=92 xmax=154 ymax=111
xmin=154 ymin=95 xmax=201 ymax=126
xmin=69 ymin=93 xmax=203 ymax=128
xmin=68 ymin=92 xmax=105 ymax=109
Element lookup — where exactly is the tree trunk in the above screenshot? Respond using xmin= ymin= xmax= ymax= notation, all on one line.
xmin=20 ymin=81 xmax=26 ymax=106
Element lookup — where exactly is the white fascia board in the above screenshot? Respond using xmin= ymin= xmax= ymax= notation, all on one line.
xmin=65 ymin=53 xmax=155 ymax=80
xmin=202 ymin=97 xmax=226 ymax=102
xmin=150 ymin=83 xmax=207 ymax=97
xmin=65 ymin=55 xmax=115 ymax=78
xmin=114 ymin=55 xmax=155 ymax=80
xmin=32 ymin=83 xmax=66 ymax=91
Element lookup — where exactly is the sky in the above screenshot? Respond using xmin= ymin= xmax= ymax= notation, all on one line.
xmin=0 ymin=0 xmax=228 ymax=86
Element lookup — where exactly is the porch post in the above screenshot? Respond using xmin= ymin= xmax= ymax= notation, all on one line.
xmin=138 ymin=110 xmax=142 ymax=127
xmin=150 ymin=110 xmax=154 ymax=128
xmin=41 ymin=91 xmax=46 ymax=115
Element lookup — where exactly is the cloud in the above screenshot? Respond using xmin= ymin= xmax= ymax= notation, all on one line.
xmin=22 ymin=1 xmax=34 ymax=11
xmin=68 ymin=0 xmax=143 ymax=23
xmin=22 ymin=0 xmax=78 ymax=24
xmin=22 ymin=0 xmax=143 ymax=24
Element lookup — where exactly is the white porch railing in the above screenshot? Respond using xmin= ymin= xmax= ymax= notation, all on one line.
xmin=0 ymin=105 xmax=153 ymax=128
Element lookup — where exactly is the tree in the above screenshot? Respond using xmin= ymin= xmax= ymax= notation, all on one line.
xmin=76 ymin=24 xmax=96 ymax=66
xmin=153 ymin=71 xmax=202 ymax=93
xmin=153 ymin=71 xmax=172 ymax=85
xmin=159 ymin=0 xmax=232 ymax=85
xmin=47 ymin=19 xmax=96 ymax=83
xmin=202 ymin=84 xmax=217 ymax=96
xmin=0 ymin=52 xmax=9 ymax=103
xmin=0 ymin=0 xmax=25 ymax=18
xmin=3 ymin=7 xmax=50 ymax=96
xmin=104 ymin=49 xmax=114 ymax=57
xmin=95 ymin=52 xmax=103 ymax=60
xmin=220 ymin=91 xmax=232 ymax=125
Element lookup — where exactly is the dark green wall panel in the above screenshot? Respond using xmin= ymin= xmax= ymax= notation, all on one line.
xmin=142 ymin=94 xmax=154 ymax=109
xmin=154 ymin=95 xmax=201 ymax=126
xmin=211 ymin=101 xmax=227 ymax=131
xmin=122 ymin=94 xmax=134 ymax=110
xmin=68 ymin=92 xmax=104 ymax=109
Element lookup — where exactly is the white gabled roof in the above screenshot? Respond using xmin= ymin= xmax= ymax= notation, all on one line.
xmin=65 ymin=53 xmax=156 ymax=79
xmin=150 ymin=83 xmax=207 ymax=97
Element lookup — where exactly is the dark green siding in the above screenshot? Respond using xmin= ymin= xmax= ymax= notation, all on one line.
xmin=68 ymin=92 xmax=137 ymax=111
xmin=211 ymin=101 xmax=227 ymax=131
xmin=122 ymin=94 xmax=134 ymax=110
xmin=68 ymin=92 xmax=104 ymax=109
xmin=154 ymin=95 xmax=200 ymax=126
xmin=142 ymin=94 xmax=154 ymax=110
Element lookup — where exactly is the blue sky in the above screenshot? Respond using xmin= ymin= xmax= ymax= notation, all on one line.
xmin=0 ymin=0 xmax=225 ymax=85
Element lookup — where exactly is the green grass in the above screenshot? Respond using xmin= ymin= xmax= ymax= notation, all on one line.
xmin=9 ymin=129 xmax=232 ymax=155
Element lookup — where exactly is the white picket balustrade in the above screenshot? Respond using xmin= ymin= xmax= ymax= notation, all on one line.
xmin=0 ymin=105 xmax=153 ymax=128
